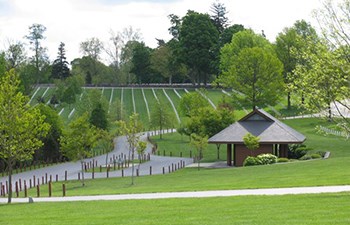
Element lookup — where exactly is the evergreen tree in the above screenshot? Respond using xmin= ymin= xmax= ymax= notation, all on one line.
xmin=89 ymin=103 xmax=108 ymax=130
xmin=210 ymin=1 xmax=229 ymax=34
xmin=51 ymin=42 xmax=70 ymax=80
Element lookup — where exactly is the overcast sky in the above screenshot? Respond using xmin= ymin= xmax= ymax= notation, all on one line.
xmin=0 ymin=0 xmax=323 ymax=62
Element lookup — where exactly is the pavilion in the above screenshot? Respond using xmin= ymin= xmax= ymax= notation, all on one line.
xmin=208 ymin=108 xmax=306 ymax=166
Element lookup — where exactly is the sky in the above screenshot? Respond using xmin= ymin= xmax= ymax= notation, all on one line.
xmin=0 ymin=0 xmax=323 ymax=62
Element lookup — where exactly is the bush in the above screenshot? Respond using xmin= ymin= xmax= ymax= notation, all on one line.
xmin=310 ymin=153 xmax=322 ymax=159
xmin=288 ymin=144 xmax=312 ymax=159
xmin=243 ymin=156 xmax=261 ymax=166
xmin=316 ymin=151 xmax=326 ymax=157
xmin=257 ymin=154 xmax=277 ymax=165
xmin=277 ymin=157 xmax=289 ymax=163
xmin=299 ymin=155 xmax=312 ymax=160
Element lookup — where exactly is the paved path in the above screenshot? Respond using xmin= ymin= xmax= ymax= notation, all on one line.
xmin=0 ymin=130 xmax=193 ymax=189
xmin=1 ymin=185 xmax=350 ymax=203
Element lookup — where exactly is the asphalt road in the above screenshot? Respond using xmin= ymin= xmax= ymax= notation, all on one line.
xmin=0 ymin=131 xmax=194 ymax=191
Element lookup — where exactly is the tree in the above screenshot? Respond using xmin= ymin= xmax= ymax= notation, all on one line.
xmin=179 ymin=92 xmax=210 ymax=117
xmin=25 ymin=23 xmax=49 ymax=84
xmin=80 ymin=37 xmax=103 ymax=61
xmin=35 ymin=104 xmax=64 ymax=163
xmin=190 ymin=133 xmax=208 ymax=170
xmin=150 ymin=44 xmax=172 ymax=83
xmin=116 ymin=113 xmax=143 ymax=185
xmin=293 ymin=39 xmax=349 ymax=124
xmin=51 ymin=42 xmax=70 ymax=80
xmin=89 ymin=103 xmax=108 ymax=130
xmin=217 ymin=30 xmax=284 ymax=110
xmin=0 ymin=52 xmax=6 ymax=77
xmin=243 ymin=132 xmax=260 ymax=156
xmin=220 ymin=24 xmax=245 ymax=47
xmin=150 ymin=100 xmax=174 ymax=139
xmin=0 ymin=70 xmax=50 ymax=203
xmin=60 ymin=113 xmax=101 ymax=186
xmin=210 ymin=1 xmax=229 ymax=34
xmin=5 ymin=41 xmax=26 ymax=70
xmin=178 ymin=10 xmax=219 ymax=85
xmin=130 ymin=42 xmax=154 ymax=83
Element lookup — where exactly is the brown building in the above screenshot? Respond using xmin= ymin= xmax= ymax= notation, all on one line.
xmin=208 ymin=109 xmax=306 ymax=166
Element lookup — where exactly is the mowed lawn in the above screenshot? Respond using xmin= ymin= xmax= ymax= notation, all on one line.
xmin=14 ymin=118 xmax=350 ymax=198
xmin=1 ymin=193 xmax=349 ymax=225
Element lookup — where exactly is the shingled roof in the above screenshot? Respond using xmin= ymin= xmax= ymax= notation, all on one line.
xmin=208 ymin=109 xmax=306 ymax=144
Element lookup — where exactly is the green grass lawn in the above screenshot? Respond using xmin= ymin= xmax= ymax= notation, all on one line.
xmin=1 ymin=193 xmax=349 ymax=225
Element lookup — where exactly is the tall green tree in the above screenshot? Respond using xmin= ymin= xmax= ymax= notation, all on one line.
xmin=60 ymin=113 xmax=101 ymax=186
xmin=35 ymin=104 xmax=64 ymax=163
xmin=210 ymin=1 xmax=229 ymax=34
xmin=89 ymin=103 xmax=108 ymax=130
xmin=150 ymin=100 xmax=174 ymax=139
xmin=217 ymin=30 xmax=284 ymax=110
xmin=0 ymin=70 xmax=50 ymax=203
xmin=178 ymin=10 xmax=219 ymax=85
xmin=25 ymin=23 xmax=49 ymax=84
xmin=51 ymin=42 xmax=70 ymax=80
xmin=130 ymin=42 xmax=154 ymax=83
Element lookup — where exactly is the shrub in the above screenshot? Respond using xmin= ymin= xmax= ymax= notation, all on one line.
xmin=316 ymin=151 xmax=326 ymax=157
xmin=277 ymin=157 xmax=289 ymax=163
xmin=257 ymin=154 xmax=277 ymax=165
xmin=310 ymin=153 xmax=322 ymax=159
xmin=288 ymin=144 xmax=312 ymax=159
xmin=299 ymin=155 xmax=312 ymax=160
xmin=243 ymin=156 xmax=261 ymax=166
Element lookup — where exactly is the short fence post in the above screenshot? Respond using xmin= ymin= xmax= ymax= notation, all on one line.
xmin=62 ymin=184 xmax=66 ymax=197
xmin=48 ymin=182 xmax=52 ymax=197
xmin=150 ymin=166 xmax=152 ymax=175
xmin=15 ymin=181 xmax=19 ymax=197
xmin=162 ymin=167 xmax=165 ymax=174
xmin=24 ymin=183 xmax=27 ymax=198
xmin=36 ymin=184 xmax=40 ymax=197
xmin=65 ymin=171 xmax=67 ymax=181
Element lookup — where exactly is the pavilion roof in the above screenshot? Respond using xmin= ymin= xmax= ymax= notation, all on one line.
xmin=208 ymin=109 xmax=306 ymax=144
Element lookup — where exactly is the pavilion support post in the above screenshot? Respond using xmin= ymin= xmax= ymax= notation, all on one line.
xmin=227 ymin=144 xmax=232 ymax=166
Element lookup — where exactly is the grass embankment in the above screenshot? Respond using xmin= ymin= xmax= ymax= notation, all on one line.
xmin=1 ymin=193 xmax=349 ymax=225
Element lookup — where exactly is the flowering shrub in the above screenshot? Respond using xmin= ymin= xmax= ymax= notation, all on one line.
xmin=257 ymin=154 xmax=277 ymax=165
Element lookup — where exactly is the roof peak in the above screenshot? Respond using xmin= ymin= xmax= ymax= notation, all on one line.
xmin=239 ymin=108 xmax=275 ymax=122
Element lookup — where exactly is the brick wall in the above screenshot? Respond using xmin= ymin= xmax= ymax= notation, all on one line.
xmin=234 ymin=144 xmax=273 ymax=167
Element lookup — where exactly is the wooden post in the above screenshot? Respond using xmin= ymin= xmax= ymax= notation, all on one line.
xmin=48 ymin=182 xmax=52 ymax=197
xmin=150 ymin=166 xmax=152 ymax=175
xmin=56 ymin=174 xmax=58 ymax=182
xmin=24 ymin=183 xmax=27 ymax=198
xmin=42 ymin=176 xmax=44 ymax=185
xmin=50 ymin=175 xmax=52 ymax=183
xmin=45 ymin=173 xmax=48 ymax=184
xmin=136 ymin=169 xmax=139 ymax=176
xmin=121 ymin=169 xmax=124 ymax=177
xmin=168 ymin=166 xmax=171 ymax=173
xmin=15 ymin=181 xmax=19 ymax=197
xmin=227 ymin=144 xmax=232 ymax=166
xmin=62 ymin=184 xmax=66 ymax=197
xmin=36 ymin=184 xmax=40 ymax=197
xmin=78 ymin=173 xmax=80 ymax=180
xmin=106 ymin=166 xmax=109 ymax=178
xmin=100 ymin=165 xmax=102 ymax=172
xmin=65 ymin=171 xmax=67 ymax=181
xmin=33 ymin=175 xmax=36 ymax=186
xmin=162 ymin=167 xmax=165 ymax=174
xmin=19 ymin=178 xmax=22 ymax=191
xmin=29 ymin=179 xmax=32 ymax=188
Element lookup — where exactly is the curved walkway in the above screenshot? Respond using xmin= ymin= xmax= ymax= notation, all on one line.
xmin=1 ymin=185 xmax=350 ymax=203
xmin=0 ymin=130 xmax=193 ymax=188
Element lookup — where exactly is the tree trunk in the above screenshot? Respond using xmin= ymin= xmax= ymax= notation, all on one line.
xmin=287 ymin=92 xmax=291 ymax=109
xmin=7 ymin=162 xmax=13 ymax=204
xmin=80 ymin=160 xmax=85 ymax=186
xmin=216 ymin=144 xmax=221 ymax=160
xmin=131 ymin=150 xmax=135 ymax=185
